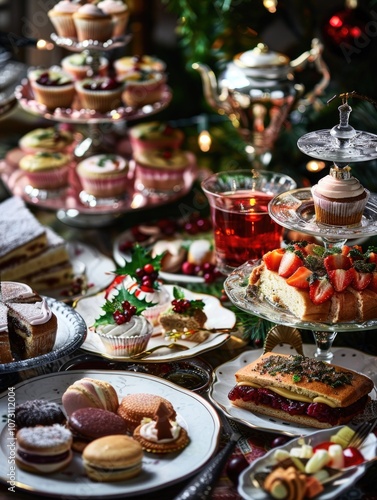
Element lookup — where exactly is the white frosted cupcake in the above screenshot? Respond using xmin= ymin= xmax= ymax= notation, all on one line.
xmin=48 ymin=0 xmax=79 ymax=38
xmin=73 ymin=4 xmax=113 ymax=42
xmin=311 ymin=165 xmax=369 ymax=227
xmin=97 ymin=0 xmax=129 ymax=37
xmin=62 ymin=53 xmax=109 ymax=80
xmin=19 ymin=127 xmax=74 ymax=154
xmin=76 ymin=153 xmax=130 ymax=198
xmin=121 ymin=70 xmax=166 ymax=108
xmin=129 ymin=122 xmax=184 ymax=155
xmin=94 ymin=286 xmax=153 ymax=356
xmin=114 ymin=55 xmax=166 ymax=78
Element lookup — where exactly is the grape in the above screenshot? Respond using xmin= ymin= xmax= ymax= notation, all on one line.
xmin=226 ymin=454 xmax=248 ymax=486
xmin=271 ymin=436 xmax=291 ymax=448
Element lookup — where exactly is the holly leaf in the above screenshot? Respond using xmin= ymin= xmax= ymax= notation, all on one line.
xmin=114 ymin=244 xmax=163 ymax=281
xmin=93 ymin=285 xmax=151 ymax=327
xmin=173 ymin=286 xmax=185 ymax=300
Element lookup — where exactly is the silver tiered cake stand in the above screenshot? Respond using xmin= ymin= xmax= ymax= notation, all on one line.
xmin=224 ymin=93 xmax=377 ymax=361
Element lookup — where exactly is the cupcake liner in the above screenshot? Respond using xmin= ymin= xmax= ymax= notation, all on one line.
xmin=73 ymin=17 xmax=114 ymax=42
xmin=23 ymin=165 xmax=70 ymax=190
xmin=97 ymin=330 xmax=152 ymax=357
xmin=142 ymin=301 xmax=170 ymax=326
xmin=122 ymin=79 xmax=166 ymax=108
xmin=30 ymin=81 xmax=75 ymax=110
xmin=111 ymin=11 xmax=130 ymax=37
xmin=48 ymin=13 xmax=77 ymax=38
xmin=77 ymin=172 xmax=130 ymax=198
xmin=312 ymin=188 xmax=369 ymax=226
xmin=75 ymin=85 xmax=124 ymax=113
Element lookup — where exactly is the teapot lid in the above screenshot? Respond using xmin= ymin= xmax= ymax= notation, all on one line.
xmin=234 ymin=43 xmax=290 ymax=69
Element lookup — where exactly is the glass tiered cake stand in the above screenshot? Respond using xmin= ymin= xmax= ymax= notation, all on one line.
xmin=224 ymin=94 xmax=377 ymax=361
xmin=0 ymin=34 xmax=194 ymax=227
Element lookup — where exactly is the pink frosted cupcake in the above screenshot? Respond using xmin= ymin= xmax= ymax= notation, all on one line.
xmin=121 ymin=70 xmax=166 ymax=108
xmin=114 ymin=55 xmax=166 ymax=78
xmin=48 ymin=0 xmax=79 ymax=38
xmin=19 ymin=151 xmax=71 ymax=190
xmin=28 ymin=67 xmax=75 ymax=110
xmin=62 ymin=53 xmax=109 ymax=80
xmin=75 ymin=77 xmax=124 ymax=112
xmin=93 ymin=285 xmax=153 ymax=357
xmin=311 ymin=165 xmax=369 ymax=227
xmin=73 ymin=4 xmax=113 ymax=42
xmin=97 ymin=0 xmax=129 ymax=37
xmin=134 ymin=148 xmax=196 ymax=194
xmin=77 ymin=153 xmax=130 ymax=198
xmin=129 ymin=122 xmax=184 ymax=155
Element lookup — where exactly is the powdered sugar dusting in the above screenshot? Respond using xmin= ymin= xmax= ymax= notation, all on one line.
xmin=17 ymin=424 xmax=72 ymax=447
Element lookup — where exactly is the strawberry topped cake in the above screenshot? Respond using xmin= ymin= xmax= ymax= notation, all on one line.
xmin=248 ymin=242 xmax=377 ymax=323
xmin=105 ymin=245 xmax=170 ymax=326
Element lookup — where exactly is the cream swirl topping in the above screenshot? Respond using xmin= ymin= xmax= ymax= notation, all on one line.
xmin=313 ymin=174 xmax=365 ymax=199
xmin=79 ymin=154 xmax=127 ymax=174
xmin=52 ymin=1 xmax=80 ymax=13
xmin=97 ymin=0 xmax=128 ymax=14
xmin=96 ymin=315 xmax=152 ymax=338
xmin=139 ymin=420 xmax=181 ymax=443
xmin=29 ymin=299 xmax=53 ymax=325
xmin=77 ymin=4 xmax=109 ymax=17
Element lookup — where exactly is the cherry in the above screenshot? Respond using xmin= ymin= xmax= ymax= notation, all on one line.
xmin=226 ymin=454 xmax=249 ymax=486
xmin=183 ymin=222 xmax=199 ymax=235
xmin=271 ymin=436 xmax=291 ymax=448
xmin=135 ymin=268 xmax=145 ymax=278
xmin=343 ymin=447 xmax=365 ymax=467
xmin=181 ymin=262 xmax=195 ymax=275
xmin=143 ymin=263 xmax=155 ymax=274
xmin=196 ymin=218 xmax=212 ymax=231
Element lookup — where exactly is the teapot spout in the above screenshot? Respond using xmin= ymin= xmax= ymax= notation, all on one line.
xmin=192 ymin=62 xmax=231 ymax=114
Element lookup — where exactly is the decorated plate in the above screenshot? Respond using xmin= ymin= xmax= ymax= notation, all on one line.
xmin=41 ymin=241 xmax=115 ymax=302
xmin=75 ymin=285 xmax=235 ymax=362
xmin=210 ymin=346 xmax=377 ymax=437
xmin=0 ymin=370 xmax=221 ymax=498
xmin=0 ymin=298 xmax=86 ymax=374
xmin=238 ymin=426 xmax=377 ymax=500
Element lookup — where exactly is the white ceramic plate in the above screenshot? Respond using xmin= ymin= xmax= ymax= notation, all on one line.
xmin=210 ymin=345 xmax=377 ymax=436
xmin=0 ymin=370 xmax=220 ymax=498
xmin=75 ymin=285 xmax=235 ymax=362
xmin=238 ymin=426 xmax=377 ymax=500
xmin=43 ymin=242 xmax=115 ymax=302
xmin=0 ymin=298 xmax=86 ymax=374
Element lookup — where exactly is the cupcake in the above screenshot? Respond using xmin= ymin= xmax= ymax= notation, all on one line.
xmin=114 ymin=55 xmax=166 ymax=78
xmin=121 ymin=70 xmax=166 ymax=108
xmin=28 ymin=67 xmax=75 ymax=110
xmin=48 ymin=0 xmax=80 ymax=38
xmin=62 ymin=53 xmax=109 ymax=80
xmin=311 ymin=165 xmax=369 ymax=227
xmin=97 ymin=0 xmax=129 ymax=37
xmin=133 ymin=148 xmax=196 ymax=194
xmin=129 ymin=122 xmax=184 ymax=155
xmin=19 ymin=151 xmax=71 ymax=190
xmin=75 ymin=77 xmax=124 ymax=112
xmin=73 ymin=4 xmax=114 ymax=42
xmin=93 ymin=284 xmax=153 ymax=356
xmin=76 ymin=153 xmax=130 ymax=198
xmin=19 ymin=127 xmax=74 ymax=154
xmin=106 ymin=245 xmax=170 ymax=326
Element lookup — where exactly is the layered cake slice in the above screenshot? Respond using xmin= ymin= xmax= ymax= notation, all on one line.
xmin=249 ymin=242 xmax=377 ymax=323
xmin=0 ymin=303 xmax=13 ymax=363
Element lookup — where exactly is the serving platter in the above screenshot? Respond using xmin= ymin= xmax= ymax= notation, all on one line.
xmin=0 ymin=370 xmax=221 ymax=498
xmin=210 ymin=345 xmax=377 ymax=437
xmin=75 ymin=285 xmax=235 ymax=362
xmin=0 ymin=298 xmax=86 ymax=374
xmin=238 ymin=426 xmax=377 ymax=500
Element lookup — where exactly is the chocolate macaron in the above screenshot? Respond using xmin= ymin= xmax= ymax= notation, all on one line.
xmin=68 ymin=407 xmax=128 ymax=452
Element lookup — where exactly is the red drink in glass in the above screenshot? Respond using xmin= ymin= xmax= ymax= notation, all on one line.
xmin=211 ymin=190 xmax=282 ymax=271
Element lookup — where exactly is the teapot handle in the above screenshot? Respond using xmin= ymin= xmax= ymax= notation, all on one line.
xmin=291 ymin=38 xmax=331 ymax=107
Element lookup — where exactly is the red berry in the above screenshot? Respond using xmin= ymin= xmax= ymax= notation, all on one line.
xmin=135 ymin=268 xmax=145 ymax=278
xmin=181 ymin=262 xmax=195 ymax=275
xmin=143 ymin=263 xmax=155 ymax=274
xmin=122 ymin=300 xmax=131 ymax=311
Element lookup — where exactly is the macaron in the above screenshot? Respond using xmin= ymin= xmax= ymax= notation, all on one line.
xmin=62 ymin=377 xmax=119 ymax=416
xmin=68 ymin=407 xmax=128 ymax=452
xmin=15 ymin=399 xmax=66 ymax=429
xmin=16 ymin=424 xmax=73 ymax=474
xmin=82 ymin=435 xmax=143 ymax=482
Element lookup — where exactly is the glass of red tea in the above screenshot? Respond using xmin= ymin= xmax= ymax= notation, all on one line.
xmin=201 ymin=169 xmax=297 ymax=274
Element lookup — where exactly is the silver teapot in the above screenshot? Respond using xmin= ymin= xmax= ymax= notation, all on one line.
xmin=193 ymin=39 xmax=330 ymax=167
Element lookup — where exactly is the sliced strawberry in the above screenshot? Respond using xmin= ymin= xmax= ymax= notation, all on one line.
xmin=304 ymin=243 xmax=325 ymax=257
xmin=286 ymin=266 xmax=312 ymax=289
xmin=367 ymin=272 xmax=377 ymax=292
xmin=341 ymin=245 xmax=352 ymax=257
xmin=309 ymin=277 xmax=334 ymax=304
xmin=323 ymin=254 xmax=352 ymax=272
xmin=366 ymin=251 xmax=377 ymax=264
xmin=352 ymin=271 xmax=372 ymax=291
xmin=263 ymin=248 xmax=285 ymax=271
xmin=278 ymin=251 xmax=304 ymax=278
xmin=328 ymin=268 xmax=355 ymax=292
